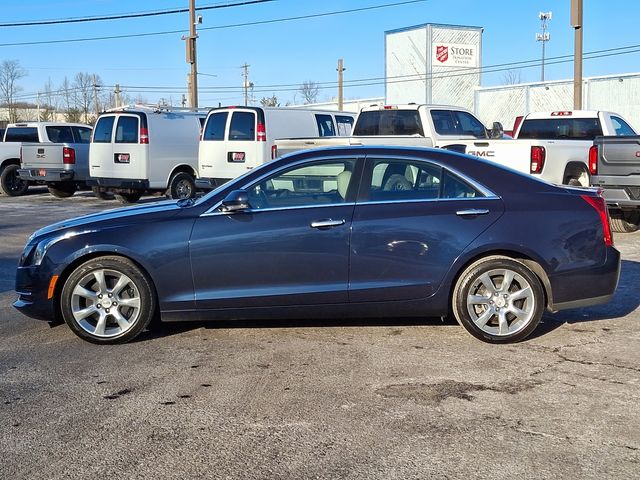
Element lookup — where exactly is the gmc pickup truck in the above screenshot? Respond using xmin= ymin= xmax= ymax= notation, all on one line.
xmin=590 ymin=135 xmax=640 ymax=232
xmin=275 ymin=106 xmax=636 ymax=187
xmin=1 ymin=122 xmax=92 ymax=196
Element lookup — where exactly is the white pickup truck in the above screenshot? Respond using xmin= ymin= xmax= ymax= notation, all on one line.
xmin=1 ymin=122 xmax=92 ymax=196
xmin=275 ymin=105 xmax=637 ymax=186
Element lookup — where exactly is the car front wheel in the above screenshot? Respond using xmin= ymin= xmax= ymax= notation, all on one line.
xmin=60 ymin=256 xmax=155 ymax=344
xmin=452 ymin=256 xmax=544 ymax=343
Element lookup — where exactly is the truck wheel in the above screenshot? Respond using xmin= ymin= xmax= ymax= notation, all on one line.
xmin=610 ymin=210 xmax=640 ymax=233
xmin=114 ymin=192 xmax=142 ymax=204
xmin=47 ymin=183 xmax=77 ymax=198
xmin=91 ymin=187 xmax=115 ymax=200
xmin=0 ymin=164 xmax=29 ymax=196
xmin=167 ymin=172 xmax=196 ymax=199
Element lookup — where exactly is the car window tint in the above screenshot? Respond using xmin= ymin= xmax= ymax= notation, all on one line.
xmin=115 ymin=116 xmax=139 ymax=143
xmin=518 ymin=118 xmax=603 ymax=140
xmin=229 ymin=111 xmax=255 ymax=141
xmin=203 ymin=112 xmax=228 ymax=141
xmin=93 ymin=116 xmax=115 ymax=143
xmin=454 ymin=111 xmax=487 ymax=138
xmin=431 ymin=110 xmax=458 ymax=135
xmin=367 ymin=159 xmax=442 ymax=202
xmin=245 ymin=159 xmax=357 ymax=210
xmin=73 ymin=127 xmax=92 ymax=143
xmin=46 ymin=126 xmax=74 ymax=143
xmin=336 ymin=115 xmax=354 ymax=136
xmin=315 ymin=114 xmax=336 ymax=137
xmin=442 ymin=170 xmax=480 ymax=198
xmin=353 ymin=110 xmax=423 ymax=136
xmin=611 ymin=116 xmax=636 ymax=136
xmin=4 ymin=127 xmax=39 ymax=142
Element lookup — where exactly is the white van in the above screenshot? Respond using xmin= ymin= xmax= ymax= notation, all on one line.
xmin=196 ymin=106 xmax=355 ymax=189
xmin=88 ymin=105 xmax=207 ymax=203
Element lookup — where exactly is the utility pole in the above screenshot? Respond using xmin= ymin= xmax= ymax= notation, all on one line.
xmin=36 ymin=92 xmax=41 ymax=121
xmin=242 ymin=63 xmax=250 ymax=106
xmin=571 ymin=0 xmax=583 ymax=109
xmin=114 ymin=84 xmax=122 ymax=108
xmin=182 ymin=0 xmax=200 ymax=108
xmin=92 ymin=74 xmax=100 ymax=115
xmin=536 ymin=12 xmax=552 ymax=82
xmin=336 ymin=59 xmax=345 ymax=111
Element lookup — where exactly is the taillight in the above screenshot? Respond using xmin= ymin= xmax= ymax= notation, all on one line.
xmin=19 ymin=146 xmax=22 ymax=162
xmin=257 ymin=122 xmax=266 ymax=142
xmin=139 ymin=127 xmax=149 ymax=144
xmin=271 ymin=144 xmax=278 ymax=159
xmin=581 ymin=193 xmax=613 ymax=246
xmin=530 ymin=146 xmax=546 ymax=174
xmin=63 ymin=147 xmax=76 ymax=165
xmin=588 ymin=145 xmax=598 ymax=175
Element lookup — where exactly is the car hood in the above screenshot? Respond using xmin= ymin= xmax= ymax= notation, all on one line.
xmin=29 ymin=199 xmax=182 ymax=242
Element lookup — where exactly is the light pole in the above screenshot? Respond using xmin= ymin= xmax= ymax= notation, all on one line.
xmin=536 ymin=11 xmax=552 ymax=82
xmin=571 ymin=0 xmax=583 ymax=109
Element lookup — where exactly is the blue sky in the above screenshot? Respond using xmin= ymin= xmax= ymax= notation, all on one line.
xmin=1 ymin=0 xmax=638 ymax=107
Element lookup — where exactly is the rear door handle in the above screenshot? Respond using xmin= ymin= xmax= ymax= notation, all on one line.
xmin=456 ymin=209 xmax=490 ymax=216
xmin=310 ymin=219 xmax=345 ymax=229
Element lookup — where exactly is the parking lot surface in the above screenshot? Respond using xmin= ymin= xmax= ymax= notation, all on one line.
xmin=1 ymin=190 xmax=639 ymax=479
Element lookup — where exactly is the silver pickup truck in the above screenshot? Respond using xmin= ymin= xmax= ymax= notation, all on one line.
xmin=17 ymin=123 xmax=92 ymax=198
xmin=590 ymin=135 xmax=640 ymax=232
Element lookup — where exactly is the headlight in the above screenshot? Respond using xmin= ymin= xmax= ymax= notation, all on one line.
xmin=21 ymin=230 xmax=96 ymax=267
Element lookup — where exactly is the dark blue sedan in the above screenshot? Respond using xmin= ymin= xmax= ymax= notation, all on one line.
xmin=15 ymin=146 xmax=620 ymax=344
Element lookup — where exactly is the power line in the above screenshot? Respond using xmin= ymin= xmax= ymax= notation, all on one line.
xmin=0 ymin=0 xmax=276 ymax=28
xmin=0 ymin=0 xmax=429 ymax=47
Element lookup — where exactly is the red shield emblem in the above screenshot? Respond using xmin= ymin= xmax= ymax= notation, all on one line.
xmin=436 ymin=45 xmax=448 ymax=63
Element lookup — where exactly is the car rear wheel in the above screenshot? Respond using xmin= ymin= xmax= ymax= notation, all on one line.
xmin=0 ymin=164 xmax=29 ymax=196
xmin=452 ymin=256 xmax=544 ymax=343
xmin=60 ymin=256 xmax=155 ymax=344
xmin=114 ymin=192 xmax=142 ymax=204
xmin=167 ymin=172 xmax=196 ymax=199
xmin=47 ymin=183 xmax=77 ymax=198
xmin=610 ymin=210 xmax=639 ymax=233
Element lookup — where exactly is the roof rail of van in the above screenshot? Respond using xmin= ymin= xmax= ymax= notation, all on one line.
xmin=105 ymin=104 xmax=210 ymax=114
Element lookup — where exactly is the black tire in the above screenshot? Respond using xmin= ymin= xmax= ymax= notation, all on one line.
xmin=114 ymin=192 xmax=142 ymax=204
xmin=92 ymin=186 xmax=115 ymax=200
xmin=167 ymin=171 xmax=196 ymax=199
xmin=60 ymin=256 xmax=156 ymax=344
xmin=610 ymin=210 xmax=640 ymax=233
xmin=47 ymin=183 xmax=77 ymax=198
xmin=0 ymin=163 xmax=29 ymax=196
xmin=452 ymin=256 xmax=545 ymax=343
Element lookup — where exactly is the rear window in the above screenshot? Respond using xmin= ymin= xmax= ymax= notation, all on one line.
xmin=45 ymin=126 xmax=74 ymax=143
xmin=115 ymin=116 xmax=139 ymax=144
xmin=5 ymin=127 xmax=39 ymax=142
xmin=518 ymin=118 xmax=603 ymax=140
xmin=203 ymin=112 xmax=228 ymax=141
xmin=73 ymin=126 xmax=92 ymax=143
xmin=353 ymin=110 xmax=424 ymax=136
xmin=315 ymin=114 xmax=336 ymax=136
xmin=229 ymin=111 xmax=255 ymax=141
xmin=336 ymin=115 xmax=354 ymax=136
xmin=93 ymin=116 xmax=115 ymax=143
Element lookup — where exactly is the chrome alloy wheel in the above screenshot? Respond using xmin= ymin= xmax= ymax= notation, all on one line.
xmin=70 ymin=268 xmax=141 ymax=338
xmin=465 ymin=268 xmax=535 ymax=337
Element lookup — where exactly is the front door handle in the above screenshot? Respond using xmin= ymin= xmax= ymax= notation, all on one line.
xmin=456 ymin=208 xmax=490 ymax=217
xmin=310 ymin=219 xmax=345 ymax=229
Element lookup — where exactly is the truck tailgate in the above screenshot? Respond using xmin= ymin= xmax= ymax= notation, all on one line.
xmin=596 ymin=136 xmax=640 ymax=177
xmin=21 ymin=143 xmax=62 ymax=168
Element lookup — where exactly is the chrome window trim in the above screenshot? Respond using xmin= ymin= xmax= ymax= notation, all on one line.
xmin=355 ymin=196 xmax=500 ymax=207
xmin=201 ymin=202 xmax=356 ymax=217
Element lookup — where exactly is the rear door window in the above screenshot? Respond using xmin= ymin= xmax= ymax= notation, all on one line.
xmin=4 ymin=127 xmax=39 ymax=142
xmin=203 ymin=112 xmax=228 ymax=141
xmin=93 ymin=116 xmax=115 ymax=143
xmin=45 ymin=125 xmax=74 ymax=143
xmin=315 ymin=114 xmax=336 ymax=136
xmin=73 ymin=126 xmax=92 ymax=143
xmin=115 ymin=116 xmax=139 ymax=144
xmin=229 ymin=111 xmax=255 ymax=141
xmin=336 ymin=115 xmax=354 ymax=136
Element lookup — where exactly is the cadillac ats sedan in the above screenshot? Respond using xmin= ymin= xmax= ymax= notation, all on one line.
xmin=15 ymin=146 xmax=620 ymax=344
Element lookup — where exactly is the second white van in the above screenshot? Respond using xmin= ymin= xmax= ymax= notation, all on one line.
xmin=196 ymin=106 xmax=355 ymax=189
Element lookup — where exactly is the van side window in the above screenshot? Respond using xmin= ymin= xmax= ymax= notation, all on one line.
xmin=115 ymin=116 xmax=139 ymax=144
xmin=203 ymin=112 xmax=228 ymax=141
xmin=93 ymin=117 xmax=115 ymax=143
xmin=229 ymin=112 xmax=255 ymax=141
xmin=336 ymin=115 xmax=354 ymax=136
xmin=315 ymin=114 xmax=336 ymax=136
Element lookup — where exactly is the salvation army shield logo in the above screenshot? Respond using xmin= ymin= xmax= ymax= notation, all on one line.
xmin=436 ymin=45 xmax=449 ymax=63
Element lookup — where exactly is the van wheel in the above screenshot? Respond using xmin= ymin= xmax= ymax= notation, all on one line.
xmin=610 ymin=210 xmax=640 ymax=233
xmin=47 ymin=183 xmax=77 ymax=198
xmin=115 ymin=192 xmax=142 ymax=204
xmin=91 ymin=187 xmax=115 ymax=200
xmin=168 ymin=172 xmax=196 ymax=199
xmin=0 ymin=164 xmax=29 ymax=196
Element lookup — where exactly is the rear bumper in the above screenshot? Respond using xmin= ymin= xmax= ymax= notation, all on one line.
xmin=86 ymin=177 xmax=150 ymax=191
xmin=17 ymin=168 xmax=74 ymax=182
xmin=195 ymin=177 xmax=230 ymax=190
xmin=591 ymin=177 xmax=640 ymax=208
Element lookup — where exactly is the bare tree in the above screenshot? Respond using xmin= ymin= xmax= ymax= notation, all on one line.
xmin=73 ymin=72 xmax=95 ymax=123
xmin=299 ymin=80 xmax=319 ymax=104
xmin=260 ymin=94 xmax=279 ymax=107
xmin=40 ymin=78 xmax=59 ymax=121
xmin=0 ymin=59 xmax=27 ymax=122
xmin=502 ymin=69 xmax=523 ymax=85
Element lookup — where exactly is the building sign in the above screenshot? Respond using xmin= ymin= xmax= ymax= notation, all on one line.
xmin=432 ymin=43 xmax=477 ymax=67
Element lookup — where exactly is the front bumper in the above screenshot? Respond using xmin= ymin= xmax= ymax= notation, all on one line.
xmin=17 ymin=168 xmax=74 ymax=182
xmin=14 ymin=265 xmax=57 ymax=321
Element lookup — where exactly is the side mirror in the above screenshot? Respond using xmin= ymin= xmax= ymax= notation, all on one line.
xmin=490 ymin=122 xmax=504 ymax=139
xmin=220 ymin=189 xmax=250 ymax=213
